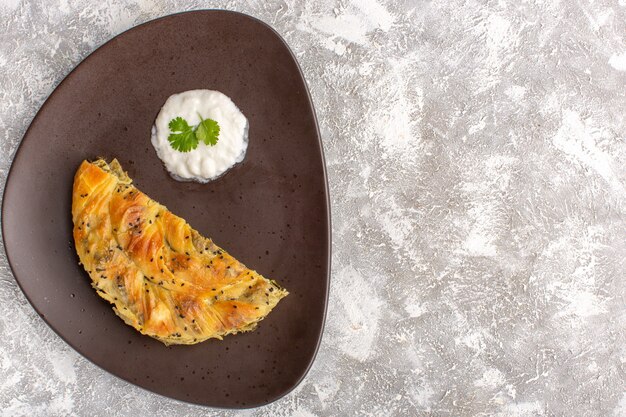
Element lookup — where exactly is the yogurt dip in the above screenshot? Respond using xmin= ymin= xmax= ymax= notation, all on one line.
xmin=151 ymin=89 xmax=249 ymax=182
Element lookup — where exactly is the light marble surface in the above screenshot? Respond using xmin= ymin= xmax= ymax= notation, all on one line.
xmin=1 ymin=0 xmax=626 ymax=416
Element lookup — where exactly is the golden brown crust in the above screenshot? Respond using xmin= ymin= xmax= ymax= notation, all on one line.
xmin=72 ymin=159 xmax=288 ymax=345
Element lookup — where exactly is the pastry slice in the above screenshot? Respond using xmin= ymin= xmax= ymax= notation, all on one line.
xmin=72 ymin=159 xmax=288 ymax=345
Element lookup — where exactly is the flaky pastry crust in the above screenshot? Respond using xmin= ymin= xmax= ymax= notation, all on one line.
xmin=72 ymin=159 xmax=287 ymax=345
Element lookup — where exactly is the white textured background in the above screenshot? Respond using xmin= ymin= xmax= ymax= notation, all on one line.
xmin=2 ymin=1 xmax=626 ymax=416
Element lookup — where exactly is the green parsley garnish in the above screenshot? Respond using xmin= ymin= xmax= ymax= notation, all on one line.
xmin=167 ymin=114 xmax=220 ymax=152
xmin=167 ymin=117 xmax=196 ymax=152
xmin=195 ymin=117 xmax=220 ymax=146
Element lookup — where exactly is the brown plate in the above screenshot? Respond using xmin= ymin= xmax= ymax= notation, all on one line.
xmin=1 ymin=10 xmax=330 ymax=408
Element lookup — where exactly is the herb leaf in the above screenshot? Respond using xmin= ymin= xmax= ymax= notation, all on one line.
xmin=195 ymin=116 xmax=220 ymax=146
xmin=168 ymin=117 xmax=191 ymax=133
xmin=167 ymin=117 xmax=198 ymax=152
xmin=167 ymin=115 xmax=220 ymax=152
xmin=168 ymin=129 xmax=198 ymax=152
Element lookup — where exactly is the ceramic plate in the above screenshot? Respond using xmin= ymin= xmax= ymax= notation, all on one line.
xmin=2 ymin=10 xmax=330 ymax=408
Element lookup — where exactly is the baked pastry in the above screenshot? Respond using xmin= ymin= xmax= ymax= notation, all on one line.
xmin=72 ymin=159 xmax=287 ymax=345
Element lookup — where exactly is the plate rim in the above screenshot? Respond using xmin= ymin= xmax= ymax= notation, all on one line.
xmin=1 ymin=9 xmax=331 ymax=409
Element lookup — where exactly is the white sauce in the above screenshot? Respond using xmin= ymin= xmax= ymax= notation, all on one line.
xmin=151 ymin=90 xmax=248 ymax=182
